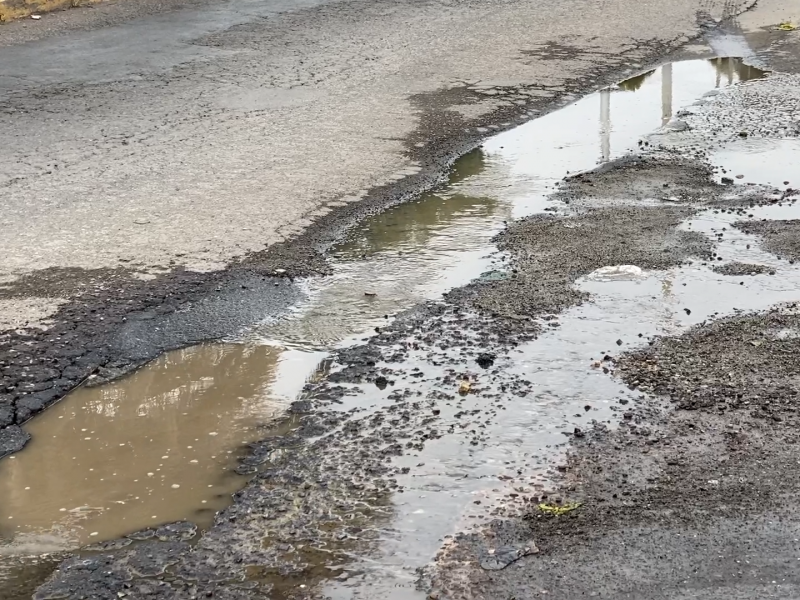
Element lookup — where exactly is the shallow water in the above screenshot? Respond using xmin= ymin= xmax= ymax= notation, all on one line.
xmin=0 ymin=344 xmax=324 ymax=554
xmin=710 ymin=138 xmax=800 ymax=187
xmin=255 ymin=57 xmax=766 ymax=348
xmin=0 ymin=57 xmax=785 ymax=596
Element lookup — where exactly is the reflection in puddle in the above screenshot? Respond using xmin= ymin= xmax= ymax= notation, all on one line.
xmin=711 ymin=138 xmax=800 ymax=187
xmin=258 ymin=58 xmax=764 ymax=348
xmin=2 ymin=58 xmax=778 ymax=596
xmin=0 ymin=344 xmax=325 ymax=557
xmin=464 ymin=58 xmax=766 ymax=217
xmin=258 ymin=149 xmax=506 ymax=347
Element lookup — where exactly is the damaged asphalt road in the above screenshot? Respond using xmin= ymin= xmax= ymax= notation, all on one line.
xmin=7 ymin=0 xmax=800 ymax=597
xmin=0 ymin=0 xmax=743 ymax=456
xmin=28 ymin=54 xmax=800 ymax=599
xmin=429 ymin=308 xmax=800 ymax=600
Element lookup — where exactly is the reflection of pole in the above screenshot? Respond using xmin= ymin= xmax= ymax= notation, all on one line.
xmin=715 ymin=57 xmax=721 ymax=88
xmin=660 ymin=274 xmax=679 ymax=335
xmin=661 ymin=62 xmax=673 ymax=126
xmin=600 ymin=88 xmax=610 ymax=162
xmin=727 ymin=57 xmax=734 ymax=85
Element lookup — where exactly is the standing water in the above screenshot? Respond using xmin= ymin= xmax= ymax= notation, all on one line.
xmin=0 ymin=58 xmax=774 ymax=597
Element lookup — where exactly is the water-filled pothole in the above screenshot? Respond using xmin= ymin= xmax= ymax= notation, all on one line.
xmin=0 ymin=344 xmax=324 ymax=556
xmin=1 ymin=57 xmax=781 ymax=597
xmin=254 ymin=57 xmax=767 ymax=347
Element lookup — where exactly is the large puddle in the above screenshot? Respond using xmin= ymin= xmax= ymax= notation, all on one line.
xmin=0 ymin=57 xmax=783 ymax=595
xmin=0 ymin=345 xmax=325 ymax=564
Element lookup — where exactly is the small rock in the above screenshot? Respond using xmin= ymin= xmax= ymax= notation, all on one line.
xmin=476 ymin=353 xmax=496 ymax=369
xmin=666 ymin=119 xmax=689 ymax=132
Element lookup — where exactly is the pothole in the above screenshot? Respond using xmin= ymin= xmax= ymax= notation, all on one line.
xmin=4 ymin=57 xmax=786 ymax=598
xmin=0 ymin=344 xmax=324 ymax=558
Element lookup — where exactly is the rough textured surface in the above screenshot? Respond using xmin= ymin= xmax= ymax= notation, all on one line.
xmin=7 ymin=0 xmax=800 ymax=597
xmin=553 ymin=154 xmax=724 ymax=205
xmin=0 ymin=0 xmax=751 ymax=447
xmin=711 ymin=260 xmax=772 ymax=275
xmin=428 ymin=308 xmax=800 ymax=599
xmin=736 ymin=219 xmax=800 ymax=260
xmin=471 ymin=205 xmax=712 ymax=318
xmin=27 ymin=142 xmax=722 ymax=600
xmin=0 ymin=0 xmax=734 ymax=282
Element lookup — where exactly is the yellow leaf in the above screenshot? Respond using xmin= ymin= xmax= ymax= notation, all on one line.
xmin=538 ymin=502 xmax=582 ymax=516
xmin=458 ymin=381 xmax=471 ymax=395
xmin=777 ymin=21 xmax=797 ymax=30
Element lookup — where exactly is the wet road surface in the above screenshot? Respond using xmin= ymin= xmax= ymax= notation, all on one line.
xmin=6 ymin=28 xmax=800 ymax=596
xmin=0 ymin=55 xmax=763 ymax=563
xmin=4 ymin=0 xmax=800 ymax=597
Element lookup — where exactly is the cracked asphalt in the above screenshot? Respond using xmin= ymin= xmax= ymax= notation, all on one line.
xmin=5 ymin=0 xmax=800 ymax=598
xmin=0 ymin=0 xmax=754 ymax=453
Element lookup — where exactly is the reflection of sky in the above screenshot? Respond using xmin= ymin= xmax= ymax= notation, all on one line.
xmin=257 ymin=60 xmax=770 ymax=350
xmin=469 ymin=58 xmax=765 ymax=218
xmin=710 ymin=138 xmax=800 ymax=187
xmin=255 ymin=60 xmax=768 ymax=351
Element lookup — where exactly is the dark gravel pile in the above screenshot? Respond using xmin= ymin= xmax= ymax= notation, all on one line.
xmin=735 ymin=219 xmax=800 ymax=261
xmin=472 ymin=205 xmax=712 ymax=318
xmin=711 ymin=261 xmax=772 ymax=276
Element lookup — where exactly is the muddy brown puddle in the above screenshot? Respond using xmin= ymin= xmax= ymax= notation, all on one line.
xmin=1 ymin=57 xmax=785 ymax=596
